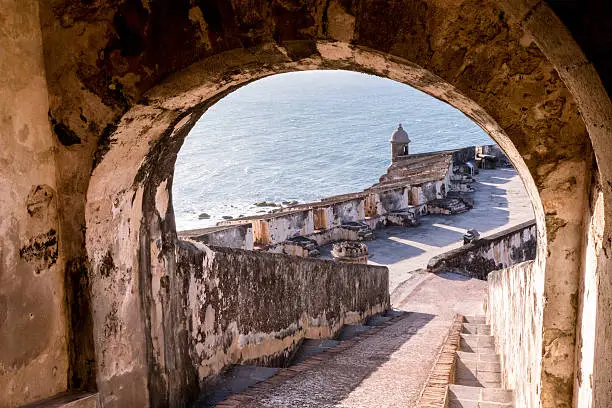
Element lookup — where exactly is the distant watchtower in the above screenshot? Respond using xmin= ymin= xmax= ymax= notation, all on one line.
xmin=390 ymin=123 xmax=410 ymax=163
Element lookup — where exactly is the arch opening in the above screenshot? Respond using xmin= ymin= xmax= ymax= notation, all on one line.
xmin=171 ymin=69 xmax=538 ymax=292
xmin=86 ymin=44 xmax=561 ymax=407
xmin=2 ymin=0 xmax=609 ymax=406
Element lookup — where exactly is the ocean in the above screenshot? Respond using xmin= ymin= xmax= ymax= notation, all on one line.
xmin=173 ymin=70 xmax=493 ymax=231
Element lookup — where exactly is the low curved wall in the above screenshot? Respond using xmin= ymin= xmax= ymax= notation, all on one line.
xmin=427 ymin=220 xmax=536 ymax=280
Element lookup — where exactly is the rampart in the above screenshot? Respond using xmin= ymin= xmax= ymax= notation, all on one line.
xmin=177 ymin=145 xmax=495 ymax=249
xmin=178 ymin=241 xmax=389 ymax=385
xmin=427 ymin=220 xmax=537 ymax=279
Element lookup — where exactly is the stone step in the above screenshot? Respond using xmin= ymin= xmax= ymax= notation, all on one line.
xmin=454 ymin=351 xmax=503 ymax=388
xmin=194 ymin=365 xmax=279 ymax=407
xmin=463 ymin=315 xmax=487 ymax=325
xmin=448 ymin=384 xmax=514 ymax=408
xmin=457 ymin=350 xmax=501 ymax=363
xmin=461 ymin=323 xmax=491 ymax=335
xmin=21 ymin=392 xmax=98 ymax=408
xmin=459 ymin=334 xmax=496 ymax=352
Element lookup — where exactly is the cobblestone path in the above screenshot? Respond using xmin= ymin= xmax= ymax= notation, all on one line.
xmin=218 ymin=272 xmax=486 ymax=408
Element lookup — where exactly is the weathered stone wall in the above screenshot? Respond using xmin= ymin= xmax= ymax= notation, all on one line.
xmin=428 ymin=221 xmax=537 ymax=280
xmin=328 ymin=197 xmax=365 ymax=226
xmin=0 ymin=0 xmax=605 ymax=406
xmin=487 ymin=260 xmax=544 ymax=408
xmin=264 ymin=210 xmax=314 ymax=244
xmin=179 ymin=242 xmax=389 ymax=388
xmin=451 ymin=146 xmax=477 ymax=164
xmin=478 ymin=144 xmax=511 ymax=166
xmin=573 ymin=178 xmax=604 ymax=408
xmin=0 ymin=1 xmax=69 ymax=405
xmin=180 ymin=224 xmax=254 ymax=250
xmin=377 ymin=187 xmax=409 ymax=214
xmin=265 ymin=226 xmax=361 ymax=256
xmin=411 ymin=181 xmax=446 ymax=205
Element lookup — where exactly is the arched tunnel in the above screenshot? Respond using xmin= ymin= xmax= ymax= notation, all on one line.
xmin=1 ymin=1 xmax=611 ymax=407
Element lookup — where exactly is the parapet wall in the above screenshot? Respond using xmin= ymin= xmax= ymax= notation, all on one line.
xmin=487 ymin=260 xmax=544 ymax=408
xmin=178 ymin=241 xmax=389 ymax=385
xmin=427 ymin=220 xmax=536 ymax=279
xmin=179 ymin=224 xmax=254 ymax=250
xmin=179 ymin=144 xmax=497 ymax=249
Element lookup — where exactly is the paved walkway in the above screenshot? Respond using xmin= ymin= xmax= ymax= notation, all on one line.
xmin=227 ymin=272 xmax=486 ymax=407
xmin=214 ymin=167 xmax=531 ymax=407
xmin=366 ymin=167 xmax=534 ymax=296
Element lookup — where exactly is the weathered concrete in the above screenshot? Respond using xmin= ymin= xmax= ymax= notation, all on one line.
xmin=180 ymin=243 xmax=389 ymax=387
xmin=180 ymin=224 xmax=254 ymax=250
xmin=0 ymin=1 xmax=68 ymax=405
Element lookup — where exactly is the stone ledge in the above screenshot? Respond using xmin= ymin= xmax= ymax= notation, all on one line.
xmin=416 ymin=314 xmax=464 ymax=408
xmin=21 ymin=392 xmax=98 ymax=408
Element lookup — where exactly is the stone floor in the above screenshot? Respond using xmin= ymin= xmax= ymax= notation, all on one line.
xmin=205 ymin=273 xmax=487 ymax=407
xmin=367 ymin=167 xmax=534 ymax=296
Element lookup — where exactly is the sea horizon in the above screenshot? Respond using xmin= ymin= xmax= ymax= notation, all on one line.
xmin=173 ymin=70 xmax=494 ymax=231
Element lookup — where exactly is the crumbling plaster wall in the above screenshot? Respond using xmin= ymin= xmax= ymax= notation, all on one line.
xmin=494 ymin=3 xmax=612 ymax=407
xmin=180 ymin=224 xmax=254 ymax=250
xmin=573 ymin=176 xmax=604 ymax=408
xmin=0 ymin=1 xmax=69 ymax=406
xmin=180 ymin=243 xmax=389 ymax=382
xmin=0 ymin=0 xmax=597 ymax=406
xmin=377 ymin=187 xmax=409 ymax=214
xmin=266 ymin=210 xmax=315 ymax=244
xmin=329 ymin=197 xmax=365 ymax=226
xmin=429 ymin=221 xmax=537 ymax=280
xmin=85 ymin=38 xmax=584 ymax=407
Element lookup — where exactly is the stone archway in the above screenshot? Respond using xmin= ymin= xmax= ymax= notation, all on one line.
xmin=86 ymin=35 xmax=586 ymax=407
xmin=2 ymin=0 xmax=609 ymax=407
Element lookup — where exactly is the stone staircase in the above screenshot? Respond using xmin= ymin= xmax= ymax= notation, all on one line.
xmin=448 ymin=316 xmax=514 ymax=408
xmin=197 ymin=309 xmax=405 ymax=407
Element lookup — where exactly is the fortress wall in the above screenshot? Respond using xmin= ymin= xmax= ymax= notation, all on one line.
xmin=265 ymin=210 xmax=315 ymax=244
xmin=186 ymin=224 xmax=254 ymax=250
xmin=306 ymin=227 xmax=361 ymax=246
xmin=265 ymin=227 xmax=361 ymax=256
xmin=451 ymin=146 xmax=477 ymax=164
xmin=487 ymin=260 xmax=544 ymax=408
xmin=0 ymin=1 xmax=69 ymax=405
xmin=181 ymin=173 xmax=447 ymax=251
xmin=377 ymin=187 xmax=409 ymax=214
xmin=427 ymin=220 xmax=537 ymax=280
xmin=410 ymin=181 xmax=444 ymax=205
xmin=478 ymin=145 xmax=511 ymax=166
xmin=178 ymin=241 xmax=389 ymax=382
xmin=327 ymin=197 xmax=365 ymax=226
